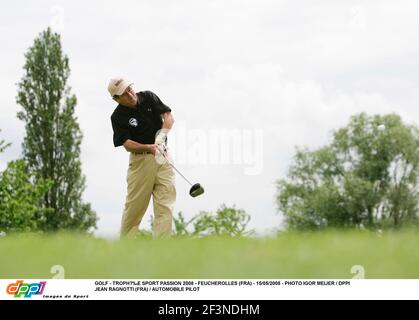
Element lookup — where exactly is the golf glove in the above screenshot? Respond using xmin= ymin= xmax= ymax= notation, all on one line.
xmin=155 ymin=131 xmax=167 ymax=147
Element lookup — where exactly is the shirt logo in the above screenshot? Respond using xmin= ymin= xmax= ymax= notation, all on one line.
xmin=129 ymin=118 xmax=138 ymax=127
xmin=147 ymin=108 xmax=152 ymax=112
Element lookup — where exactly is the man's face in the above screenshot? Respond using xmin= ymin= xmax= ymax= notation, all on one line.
xmin=114 ymin=85 xmax=137 ymax=107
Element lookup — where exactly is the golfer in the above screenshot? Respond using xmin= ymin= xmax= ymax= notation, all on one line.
xmin=108 ymin=78 xmax=176 ymax=238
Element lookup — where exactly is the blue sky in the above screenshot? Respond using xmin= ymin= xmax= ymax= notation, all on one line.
xmin=1 ymin=0 xmax=418 ymax=237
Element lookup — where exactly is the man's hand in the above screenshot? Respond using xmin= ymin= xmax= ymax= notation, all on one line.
xmin=147 ymin=144 xmax=158 ymax=156
xmin=155 ymin=128 xmax=170 ymax=154
xmin=152 ymin=142 xmax=169 ymax=165
xmin=123 ymin=139 xmax=160 ymax=155
xmin=155 ymin=131 xmax=167 ymax=146
xmin=148 ymin=144 xmax=168 ymax=157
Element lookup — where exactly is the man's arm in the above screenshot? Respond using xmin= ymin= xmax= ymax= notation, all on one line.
xmin=162 ymin=111 xmax=175 ymax=129
xmin=123 ymin=139 xmax=158 ymax=155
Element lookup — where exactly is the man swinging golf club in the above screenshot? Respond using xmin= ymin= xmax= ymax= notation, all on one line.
xmin=109 ymin=78 xmax=204 ymax=238
xmin=108 ymin=78 xmax=176 ymax=238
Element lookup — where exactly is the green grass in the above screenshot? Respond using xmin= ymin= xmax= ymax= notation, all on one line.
xmin=1 ymin=230 xmax=419 ymax=278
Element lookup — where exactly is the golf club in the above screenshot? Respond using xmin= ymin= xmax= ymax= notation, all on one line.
xmin=157 ymin=146 xmax=204 ymax=198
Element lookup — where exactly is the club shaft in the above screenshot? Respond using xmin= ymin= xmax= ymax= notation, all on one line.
xmin=160 ymin=151 xmax=193 ymax=186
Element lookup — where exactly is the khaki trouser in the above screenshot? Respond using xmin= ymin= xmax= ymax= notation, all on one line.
xmin=120 ymin=153 xmax=176 ymax=238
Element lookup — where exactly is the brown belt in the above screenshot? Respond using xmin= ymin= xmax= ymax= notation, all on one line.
xmin=132 ymin=151 xmax=152 ymax=155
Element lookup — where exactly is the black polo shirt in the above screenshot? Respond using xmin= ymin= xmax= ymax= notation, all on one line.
xmin=110 ymin=91 xmax=171 ymax=147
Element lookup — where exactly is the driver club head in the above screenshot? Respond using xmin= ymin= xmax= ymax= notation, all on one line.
xmin=189 ymin=183 xmax=204 ymax=198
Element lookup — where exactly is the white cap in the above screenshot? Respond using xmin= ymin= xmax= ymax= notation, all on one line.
xmin=107 ymin=78 xmax=133 ymax=97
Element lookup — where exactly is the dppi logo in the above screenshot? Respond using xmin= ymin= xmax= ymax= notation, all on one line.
xmin=6 ymin=280 xmax=46 ymax=298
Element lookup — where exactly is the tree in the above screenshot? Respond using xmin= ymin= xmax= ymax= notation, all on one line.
xmin=277 ymin=113 xmax=419 ymax=230
xmin=0 ymin=160 xmax=52 ymax=233
xmin=0 ymin=130 xmax=51 ymax=234
xmin=173 ymin=204 xmax=253 ymax=237
xmin=0 ymin=129 xmax=11 ymax=153
xmin=16 ymin=28 xmax=97 ymax=232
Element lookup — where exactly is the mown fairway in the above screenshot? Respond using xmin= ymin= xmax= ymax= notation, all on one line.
xmin=1 ymin=231 xmax=418 ymax=279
